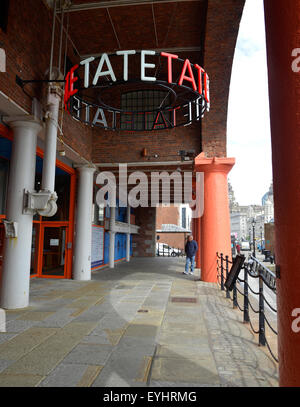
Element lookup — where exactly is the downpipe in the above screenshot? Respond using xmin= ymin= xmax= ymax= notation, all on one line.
xmin=38 ymin=85 xmax=62 ymax=217
xmin=23 ymin=84 xmax=62 ymax=217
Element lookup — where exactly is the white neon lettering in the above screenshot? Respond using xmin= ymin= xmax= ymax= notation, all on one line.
xmin=141 ymin=50 xmax=156 ymax=82
xmin=116 ymin=50 xmax=136 ymax=81
xmin=80 ymin=57 xmax=95 ymax=88
xmin=93 ymin=53 xmax=116 ymax=85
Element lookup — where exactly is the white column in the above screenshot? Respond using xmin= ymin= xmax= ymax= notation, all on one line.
xmin=42 ymin=88 xmax=60 ymax=193
xmin=109 ymin=206 xmax=116 ymax=268
xmin=73 ymin=166 xmax=95 ymax=280
xmin=126 ymin=205 xmax=130 ymax=262
xmin=0 ymin=116 xmax=42 ymax=309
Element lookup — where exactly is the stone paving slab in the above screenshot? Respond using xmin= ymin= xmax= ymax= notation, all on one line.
xmin=150 ymin=356 xmax=220 ymax=385
xmin=91 ymin=352 xmax=152 ymax=387
xmin=0 ymin=257 xmax=279 ymax=387
xmin=16 ymin=311 xmax=55 ymax=321
xmin=0 ymin=360 xmax=13 ymax=373
xmin=62 ymin=343 xmax=114 ymax=365
xmin=35 ymin=308 xmax=76 ymax=328
xmin=5 ymin=320 xmax=36 ymax=333
xmin=0 ymin=333 xmax=17 ymax=345
xmin=0 ymin=327 xmax=57 ymax=361
xmin=0 ymin=373 xmax=44 ymax=387
xmin=1 ymin=322 xmax=97 ymax=377
xmin=38 ymin=363 xmax=102 ymax=387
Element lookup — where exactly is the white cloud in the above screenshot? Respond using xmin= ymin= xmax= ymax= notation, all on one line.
xmin=227 ymin=0 xmax=272 ymax=205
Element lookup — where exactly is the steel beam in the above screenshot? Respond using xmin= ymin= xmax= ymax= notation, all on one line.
xmin=57 ymin=0 xmax=201 ymax=13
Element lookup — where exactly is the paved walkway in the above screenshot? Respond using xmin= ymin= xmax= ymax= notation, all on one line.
xmin=0 ymin=258 xmax=278 ymax=387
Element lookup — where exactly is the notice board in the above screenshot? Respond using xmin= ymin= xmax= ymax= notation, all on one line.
xmin=91 ymin=226 xmax=104 ymax=268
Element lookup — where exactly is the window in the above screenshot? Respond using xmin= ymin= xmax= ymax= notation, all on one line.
xmin=120 ymin=90 xmax=171 ymax=131
xmin=0 ymin=1 xmax=9 ymax=33
xmin=181 ymin=207 xmax=186 ymax=229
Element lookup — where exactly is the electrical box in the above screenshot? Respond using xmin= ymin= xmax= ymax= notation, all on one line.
xmin=3 ymin=220 xmax=18 ymax=238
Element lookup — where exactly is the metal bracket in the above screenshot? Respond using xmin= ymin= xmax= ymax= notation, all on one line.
xmin=3 ymin=220 xmax=18 ymax=238
xmin=23 ymin=190 xmax=58 ymax=217
xmin=16 ymin=75 xmax=65 ymax=88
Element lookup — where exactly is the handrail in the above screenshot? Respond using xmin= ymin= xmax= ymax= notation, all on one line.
xmin=216 ymin=252 xmax=278 ymax=363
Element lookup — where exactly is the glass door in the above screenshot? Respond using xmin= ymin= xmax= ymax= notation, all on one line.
xmin=41 ymin=225 xmax=67 ymax=277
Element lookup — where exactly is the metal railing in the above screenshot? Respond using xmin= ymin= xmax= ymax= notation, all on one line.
xmin=156 ymin=245 xmax=185 ymax=257
xmin=216 ymin=252 xmax=278 ymax=363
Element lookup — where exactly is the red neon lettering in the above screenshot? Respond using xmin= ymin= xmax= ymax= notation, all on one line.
xmin=152 ymin=111 xmax=168 ymax=130
xmin=161 ymin=52 xmax=178 ymax=83
xmin=64 ymin=64 xmax=79 ymax=111
xmin=171 ymin=106 xmax=180 ymax=127
xmin=178 ymin=59 xmax=197 ymax=91
xmin=194 ymin=64 xmax=204 ymax=94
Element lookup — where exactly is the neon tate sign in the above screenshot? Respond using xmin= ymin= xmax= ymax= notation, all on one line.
xmin=64 ymin=50 xmax=210 ymax=131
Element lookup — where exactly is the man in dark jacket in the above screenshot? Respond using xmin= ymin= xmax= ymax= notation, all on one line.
xmin=184 ymin=235 xmax=198 ymax=275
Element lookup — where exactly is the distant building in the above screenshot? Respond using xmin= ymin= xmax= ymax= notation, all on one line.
xmin=230 ymin=212 xmax=248 ymax=241
xmin=156 ymin=204 xmax=191 ymax=250
xmin=229 ymin=183 xmax=274 ymax=242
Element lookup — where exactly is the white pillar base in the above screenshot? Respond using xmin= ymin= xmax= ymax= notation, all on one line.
xmin=0 ymin=116 xmax=42 ymax=309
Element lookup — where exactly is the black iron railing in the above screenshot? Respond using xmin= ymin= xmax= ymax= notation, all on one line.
xmin=156 ymin=246 xmax=185 ymax=257
xmin=216 ymin=252 xmax=278 ymax=363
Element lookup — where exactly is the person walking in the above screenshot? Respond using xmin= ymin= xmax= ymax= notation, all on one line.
xmin=184 ymin=235 xmax=198 ymax=275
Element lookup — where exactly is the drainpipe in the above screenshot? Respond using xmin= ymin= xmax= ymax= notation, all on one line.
xmin=37 ymin=85 xmax=61 ymax=217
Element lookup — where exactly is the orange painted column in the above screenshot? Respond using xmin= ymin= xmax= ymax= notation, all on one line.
xmin=264 ymin=0 xmax=300 ymax=386
xmin=195 ymin=216 xmax=201 ymax=269
xmin=191 ymin=217 xmax=196 ymax=240
xmin=195 ymin=154 xmax=235 ymax=283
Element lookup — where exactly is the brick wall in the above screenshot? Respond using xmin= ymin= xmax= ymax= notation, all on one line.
xmin=156 ymin=232 xmax=188 ymax=250
xmin=92 ymin=122 xmax=201 ymax=164
xmin=202 ymin=0 xmax=245 ymax=158
xmin=0 ymin=0 xmax=94 ymax=161
xmin=156 ymin=205 xmax=180 ymax=229
xmin=132 ymin=207 xmax=156 ymax=257
xmin=0 ymin=0 xmax=244 ymax=164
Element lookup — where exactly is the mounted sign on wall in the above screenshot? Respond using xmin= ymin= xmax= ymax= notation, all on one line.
xmin=64 ymin=50 xmax=210 ymax=131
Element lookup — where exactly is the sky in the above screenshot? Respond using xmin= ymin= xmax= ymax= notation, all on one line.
xmin=227 ymin=0 xmax=272 ymax=206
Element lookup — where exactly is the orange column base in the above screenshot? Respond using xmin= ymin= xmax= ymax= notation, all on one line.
xmin=195 ymin=153 xmax=235 ymax=283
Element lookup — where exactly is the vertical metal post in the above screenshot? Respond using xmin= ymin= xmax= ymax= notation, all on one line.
xmin=233 ymin=281 xmax=238 ymax=308
xmin=225 ymin=255 xmax=230 ymax=299
xmin=258 ymin=270 xmax=266 ymax=346
xmin=49 ymin=0 xmax=57 ymax=81
xmin=252 ymin=220 xmax=256 ymax=258
xmin=243 ymin=266 xmax=250 ymax=323
xmin=220 ymin=253 xmax=224 ymax=291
